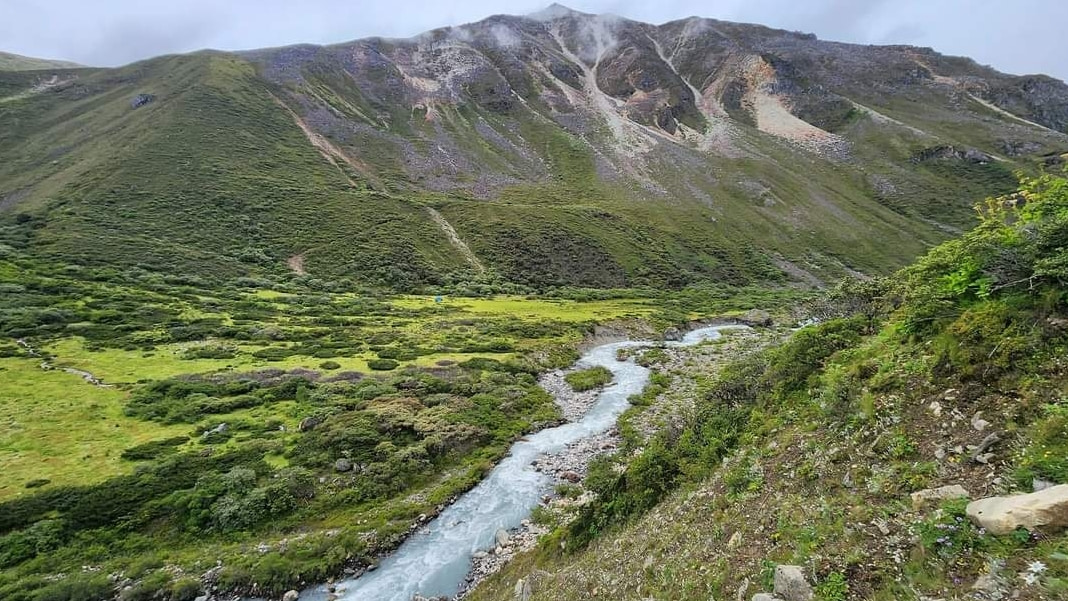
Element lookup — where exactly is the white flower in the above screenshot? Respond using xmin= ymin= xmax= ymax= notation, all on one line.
xmin=1027 ymin=560 xmax=1048 ymax=574
xmin=1021 ymin=572 xmax=1040 ymax=586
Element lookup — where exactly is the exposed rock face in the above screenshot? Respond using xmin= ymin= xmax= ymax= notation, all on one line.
xmin=773 ymin=565 xmax=813 ymax=601
xmin=911 ymin=484 xmax=970 ymax=511
xmin=130 ymin=93 xmax=155 ymax=108
xmin=966 ymin=484 xmax=1068 ymax=535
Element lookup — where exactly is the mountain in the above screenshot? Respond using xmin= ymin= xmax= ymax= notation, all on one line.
xmin=1 ymin=5 xmax=1067 ymax=289
xmin=0 ymin=51 xmax=83 ymax=71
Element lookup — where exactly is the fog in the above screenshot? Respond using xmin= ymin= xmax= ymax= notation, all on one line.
xmin=0 ymin=0 xmax=1064 ymax=81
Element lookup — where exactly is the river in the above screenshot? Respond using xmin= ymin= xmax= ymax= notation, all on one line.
xmin=295 ymin=325 xmax=746 ymax=601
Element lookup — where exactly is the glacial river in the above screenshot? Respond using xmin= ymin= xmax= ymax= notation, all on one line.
xmin=296 ymin=325 xmax=746 ymax=601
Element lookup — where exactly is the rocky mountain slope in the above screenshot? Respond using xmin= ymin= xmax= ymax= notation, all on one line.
xmin=1 ymin=4 xmax=1067 ymax=289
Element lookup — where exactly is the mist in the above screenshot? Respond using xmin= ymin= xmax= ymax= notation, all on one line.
xmin=0 ymin=0 xmax=1065 ymax=81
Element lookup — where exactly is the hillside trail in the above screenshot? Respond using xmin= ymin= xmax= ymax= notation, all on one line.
xmin=15 ymin=338 xmax=110 ymax=387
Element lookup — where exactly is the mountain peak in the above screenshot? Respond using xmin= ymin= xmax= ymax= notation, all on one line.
xmin=528 ymin=3 xmax=590 ymax=21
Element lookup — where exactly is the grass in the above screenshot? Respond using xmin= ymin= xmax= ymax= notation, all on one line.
xmin=0 ymin=357 xmax=187 ymax=499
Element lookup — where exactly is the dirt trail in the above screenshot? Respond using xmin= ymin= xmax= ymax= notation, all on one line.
xmin=16 ymin=339 xmax=110 ymax=387
xmin=425 ymin=207 xmax=485 ymax=274
xmin=269 ymin=92 xmax=385 ymax=190
xmin=286 ymin=253 xmax=307 ymax=275
xmin=967 ymin=94 xmax=1061 ymax=134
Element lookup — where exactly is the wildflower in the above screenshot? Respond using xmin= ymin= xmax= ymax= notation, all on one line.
xmin=1021 ymin=572 xmax=1040 ymax=586
xmin=1027 ymin=561 xmax=1047 ymax=574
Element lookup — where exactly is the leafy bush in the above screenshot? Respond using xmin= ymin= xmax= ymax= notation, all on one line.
xmin=367 ymin=358 xmax=399 ymax=371
xmin=565 ymin=366 xmax=613 ymax=392
xmin=319 ymin=360 xmax=341 ymax=370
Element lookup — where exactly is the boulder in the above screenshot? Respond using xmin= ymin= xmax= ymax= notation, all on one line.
xmin=966 ymin=484 xmax=1068 ymax=535
xmin=663 ymin=327 xmax=683 ymax=341
xmin=298 ymin=416 xmax=322 ymax=432
xmin=334 ymin=458 xmax=353 ymax=473
xmin=561 ymin=471 xmax=581 ymax=483
xmin=495 ymin=528 xmax=510 ymax=547
xmin=514 ymin=577 xmax=532 ymax=601
xmin=910 ymin=484 xmax=971 ymax=510
xmin=753 ymin=595 xmax=784 ymax=601
xmin=743 ymin=309 xmax=773 ymax=327
xmin=131 ymin=93 xmax=155 ymax=108
xmin=282 ymin=591 xmax=300 ymax=601
xmin=773 ymin=565 xmax=813 ymax=601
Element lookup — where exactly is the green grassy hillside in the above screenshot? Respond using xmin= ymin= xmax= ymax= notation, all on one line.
xmin=0 ymin=52 xmax=82 ymax=71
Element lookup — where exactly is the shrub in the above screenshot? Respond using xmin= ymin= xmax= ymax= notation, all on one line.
xmin=319 ymin=360 xmax=341 ymax=370
xmin=564 ymin=366 xmax=613 ymax=392
xmin=367 ymin=358 xmax=399 ymax=371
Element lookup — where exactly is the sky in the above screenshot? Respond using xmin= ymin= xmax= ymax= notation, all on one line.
xmin=1 ymin=0 xmax=1065 ymax=81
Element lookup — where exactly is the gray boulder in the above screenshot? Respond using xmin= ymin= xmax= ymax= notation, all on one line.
xmin=967 ymin=484 xmax=1068 ymax=534
xmin=910 ymin=484 xmax=970 ymax=510
xmin=743 ymin=309 xmax=773 ymax=327
xmin=282 ymin=591 xmax=300 ymax=601
xmin=131 ymin=93 xmax=155 ymax=108
xmin=298 ymin=416 xmax=322 ymax=432
xmin=773 ymin=565 xmax=813 ymax=601
xmin=334 ymin=458 xmax=353 ymax=473
xmin=495 ymin=528 xmax=510 ymax=547
xmin=663 ymin=327 xmax=683 ymax=341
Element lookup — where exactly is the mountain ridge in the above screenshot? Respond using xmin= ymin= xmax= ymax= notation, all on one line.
xmin=1 ymin=5 xmax=1067 ymax=290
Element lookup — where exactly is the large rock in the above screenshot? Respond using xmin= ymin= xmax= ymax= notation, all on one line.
xmin=495 ymin=528 xmax=510 ymax=547
xmin=966 ymin=484 xmax=1068 ymax=535
xmin=752 ymin=595 xmax=784 ymax=601
xmin=911 ymin=484 xmax=970 ymax=510
xmin=743 ymin=309 xmax=773 ymax=327
xmin=773 ymin=565 xmax=813 ymax=601
xmin=298 ymin=416 xmax=323 ymax=432
xmin=663 ymin=327 xmax=683 ymax=341
xmin=514 ymin=577 xmax=532 ymax=601
xmin=334 ymin=458 xmax=353 ymax=473
xmin=282 ymin=591 xmax=300 ymax=601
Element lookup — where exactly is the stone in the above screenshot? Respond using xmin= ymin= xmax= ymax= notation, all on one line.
xmin=743 ymin=309 xmax=773 ymax=327
xmin=972 ymin=412 xmax=991 ymax=432
xmin=911 ymin=485 xmax=971 ymax=511
xmin=966 ymin=484 xmax=1068 ymax=535
xmin=773 ymin=565 xmax=813 ymax=601
xmin=514 ymin=577 xmax=532 ymax=601
xmin=334 ymin=458 xmax=353 ymax=473
xmin=735 ymin=578 xmax=750 ymax=601
xmin=298 ymin=416 xmax=322 ymax=432
xmin=561 ymin=471 xmax=581 ymax=483
xmin=753 ymin=595 xmax=784 ymax=601
xmin=495 ymin=528 xmax=510 ymax=547
xmin=131 ymin=93 xmax=155 ymax=108
xmin=663 ymin=327 xmax=683 ymax=341
xmin=727 ymin=530 xmax=743 ymax=549
xmin=1034 ymin=478 xmax=1056 ymax=492
xmin=194 ymin=596 xmax=209 ymax=601
xmin=282 ymin=591 xmax=300 ymax=601
xmin=971 ymin=432 xmax=1001 ymax=462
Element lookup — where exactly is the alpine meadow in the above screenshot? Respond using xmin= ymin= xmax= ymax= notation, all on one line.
xmin=1 ymin=4 xmax=1068 ymax=601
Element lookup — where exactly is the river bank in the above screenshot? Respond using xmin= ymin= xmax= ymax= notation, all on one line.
xmin=285 ymin=324 xmax=756 ymax=601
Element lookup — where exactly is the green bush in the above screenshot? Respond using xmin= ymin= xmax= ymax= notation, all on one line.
xmin=319 ymin=360 xmax=341 ymax=370
xmin=367 ymin=358 xmax=399 ymax=371
xmin=565 ymin=366 xmax=613 ymax=392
